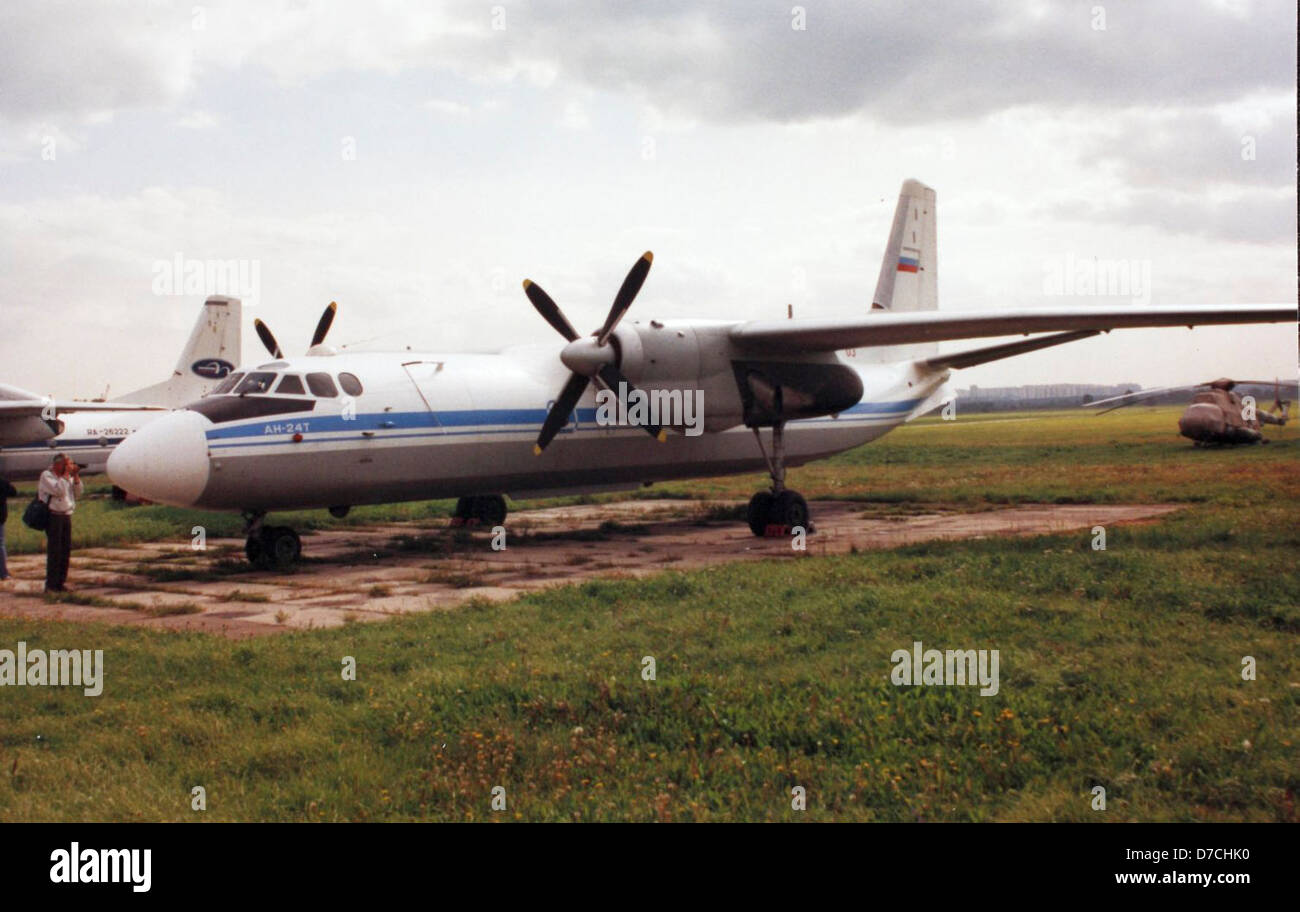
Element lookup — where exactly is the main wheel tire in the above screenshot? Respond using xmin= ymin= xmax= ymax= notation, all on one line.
xmin=773 ymin=491 xmax=809 ymax=530
xmin=747 ymin=492 xmax=775 ymax=536
xmin=475 ymin=495 xmax=507 ymax=526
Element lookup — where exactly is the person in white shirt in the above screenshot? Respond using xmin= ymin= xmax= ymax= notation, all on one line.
xmin=37 ymin=454 xmax=83 ymax=592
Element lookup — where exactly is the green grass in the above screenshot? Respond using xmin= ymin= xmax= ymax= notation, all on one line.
xmin=0 ymin=407 xmax=1295 ymax=821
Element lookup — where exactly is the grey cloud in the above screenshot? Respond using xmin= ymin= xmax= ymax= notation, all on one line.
xmin=1077 ymin=105 xmax=1296 ymax=190
xmin=1042 ymin=187 xmax=1297 ymax=243
xmin=512 ymin=0 xmax=1295 ymax=125
xmin=3 ymin=1 xmax=1292 ymax=129
xmin=0 ymin=2 xmax=193 ymax=121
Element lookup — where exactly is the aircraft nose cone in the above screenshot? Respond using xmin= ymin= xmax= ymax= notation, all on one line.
xmin=108 ymin=410 xmax=211 ymax=506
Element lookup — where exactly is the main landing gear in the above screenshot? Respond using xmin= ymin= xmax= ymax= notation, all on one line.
xmin=451 ymin=494 xmax=507 ymax=527
xmin=747 ymin=421 xmax=811 ymax=537
xmin=243 ymin=511 xmax=302 ymax=568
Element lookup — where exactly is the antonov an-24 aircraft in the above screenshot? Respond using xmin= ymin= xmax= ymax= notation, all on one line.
xmin=107 ymin=180 xmax=1296 ymax=567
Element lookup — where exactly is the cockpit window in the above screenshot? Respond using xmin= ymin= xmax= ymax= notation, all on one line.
xmin=211 ymin=372 xmax=245 ymax=395
xmin=275 ymin=374 xmax=306 ymax=395
xmin=338 ymin=372 xmax=364 ymax=396
xmin=306 ymin=372 xmax=338 ymax=397
xmin=234 ymin=372 xmax=277 ymax=395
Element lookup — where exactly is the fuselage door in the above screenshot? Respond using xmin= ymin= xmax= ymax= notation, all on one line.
xmin=401 ymin=361 xmax=473 ymax=433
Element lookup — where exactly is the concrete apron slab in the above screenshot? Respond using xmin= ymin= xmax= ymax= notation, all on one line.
xmin=0 ymin=501 xmax=1182 ymax=638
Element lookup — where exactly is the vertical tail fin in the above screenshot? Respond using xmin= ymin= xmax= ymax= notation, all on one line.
xmin=866 ymin=179 xmax=938 ymax=362
xmin=113 ymin=296 xmax=242 ymax=408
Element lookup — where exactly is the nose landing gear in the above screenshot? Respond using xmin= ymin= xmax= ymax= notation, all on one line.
xmin=747 ymin=422 xmax=812 ymax=537
xmin=242 ymin=511 xmax=302 ymax=568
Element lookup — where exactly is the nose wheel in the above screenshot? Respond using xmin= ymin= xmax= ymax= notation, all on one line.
xmin=242 ymin=512 xmax=302 ymax=568
xmin=748 ymin=422 xmax=813 ymax=537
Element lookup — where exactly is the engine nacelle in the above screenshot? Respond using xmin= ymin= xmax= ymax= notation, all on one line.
xmin=611 ymin=322 xmax=746 ymax=432
xmin=732 ymin=359 xmax=864 ymax=425
xmin=610 ymin=321 xmax=864 ymax=432
xmin=0 ymin=415 xmax=62 ymax=447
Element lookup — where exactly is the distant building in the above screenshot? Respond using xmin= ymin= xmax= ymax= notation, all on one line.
xmin=956 ymin=383 xmax=1141 ymax=411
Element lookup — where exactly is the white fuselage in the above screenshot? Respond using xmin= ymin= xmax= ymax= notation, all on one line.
xmin=107 ymin=321 xmax=950 ymax=512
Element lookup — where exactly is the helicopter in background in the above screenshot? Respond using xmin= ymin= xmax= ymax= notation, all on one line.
xmin=1085 ymin=378 xmax=1291 ymax=445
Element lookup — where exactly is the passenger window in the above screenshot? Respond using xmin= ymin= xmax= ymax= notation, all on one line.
xmin=211 ymin=372 xmax=244 ymax=395
xmin=338 ymin=372 xmax=364 ymax=396
xmin=307 ymin=372 xmax=338 ymax=397
xmin=234 ymin=372 xmax=277 ymax=395
xmin=275 ymin=374 xmax=306 ymax=395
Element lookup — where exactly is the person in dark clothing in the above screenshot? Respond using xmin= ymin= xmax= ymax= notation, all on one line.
xmin=0 ymin=474 xmax=16 ymax=582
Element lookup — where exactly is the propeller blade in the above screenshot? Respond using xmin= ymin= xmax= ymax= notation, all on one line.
xmin=535 ymin=372 xmax=590 ymax=454
xmin=254 ymin=319 xmax=283 ymax=359
xmin=597 ymin=251 xmax=653 ymax=346
xmin=523 ymin=280 xmax=579 ymax=341
xmin=596 ymin=364 xmax=667 ymax=441
xmin=310 ymin=301 xmax=338 ymax=348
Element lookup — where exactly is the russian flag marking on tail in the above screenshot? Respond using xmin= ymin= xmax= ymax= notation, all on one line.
xmin=869 ymin=179 xmax=938 ymax=361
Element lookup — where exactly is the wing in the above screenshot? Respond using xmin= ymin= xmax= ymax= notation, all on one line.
xmin=729 ymin=304 xmax=1297 ymax=354
xmin=0 ymin=384 xmax=165 ymax=452
xmin=0 ymin=399 xmax=165 ymax=419
xmin=0 ymin=383 xmax=166 ymax=446
xmin=0 ymin=383 xmax=164 ymax=418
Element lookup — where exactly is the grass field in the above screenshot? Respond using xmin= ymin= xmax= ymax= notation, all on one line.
xmin=0 ymin=406 xmax=1296 ymax=821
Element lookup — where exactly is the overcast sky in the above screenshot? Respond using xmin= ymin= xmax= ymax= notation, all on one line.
xmin=1 ymin=0 xmax=1295 ymax=399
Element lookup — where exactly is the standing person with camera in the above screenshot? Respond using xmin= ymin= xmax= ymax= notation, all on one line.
xmin=37 ymin=454 xmax=82 ymax=592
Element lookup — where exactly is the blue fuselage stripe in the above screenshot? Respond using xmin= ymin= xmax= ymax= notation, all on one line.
xmin=2 ymin=437 xmax=125 ymax=451
xmin=201 ymin=399 xmax=923 ymax=450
